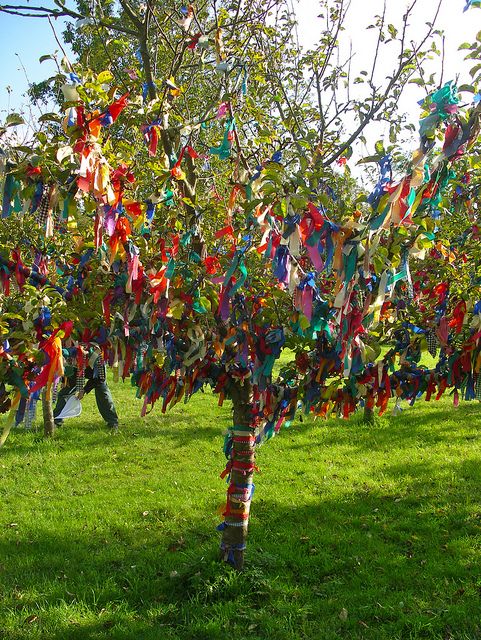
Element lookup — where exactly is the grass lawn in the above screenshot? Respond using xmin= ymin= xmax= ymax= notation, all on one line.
xmin=1 ymin=376 xmax=481 ymax=639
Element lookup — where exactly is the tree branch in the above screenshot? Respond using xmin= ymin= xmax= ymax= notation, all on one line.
xmin=0 ymin=3 xmax=138 ymax=35
xmin=118 ymin=0 xmax=142 ymax=29
xmin=322 ymin=0 xmax=443 ymax=166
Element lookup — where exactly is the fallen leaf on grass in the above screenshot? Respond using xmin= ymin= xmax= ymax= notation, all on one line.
xmin=339 ymin=608 xmax=348 ymax=621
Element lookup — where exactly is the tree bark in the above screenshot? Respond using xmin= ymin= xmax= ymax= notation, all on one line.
xmin=220 ymin=377 xmax=254 ymax=570
xmin=363 ymin=389 xmax=375 ymax=424
xmin=42 ymin=389 xmax=55 ymax=437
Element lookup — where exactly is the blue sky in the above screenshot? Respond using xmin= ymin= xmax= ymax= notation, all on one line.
xmin=0 ymin=0 xmax=479 ymax=127
xmin=0 ymin=7 xmax=69 ymax=115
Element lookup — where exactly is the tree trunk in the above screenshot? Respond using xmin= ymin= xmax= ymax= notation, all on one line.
xmin=42 ymin=389 xmax=55 ymax=437
xmin=220 ymin=377 xmax=254 ymax=570
xmin=364 ymin=405 xmax=374 ymax=423
xmin=363 ymin=389 xmax=375 ymax=424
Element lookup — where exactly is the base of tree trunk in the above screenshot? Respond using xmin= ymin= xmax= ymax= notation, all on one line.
xmin=363 ymin=405 xmax=375 ymax=424
xmin=219 ymin=546 xmax=245 ymax=571
xmin=42 ymin=390 xmax=55 ymax=437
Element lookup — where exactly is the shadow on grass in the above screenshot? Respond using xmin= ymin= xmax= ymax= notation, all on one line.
xmin=2 ymin=387 xmax=481 ymax=638
xmin=0 ymin=501 xmax=220 ymax=638
xmin=284 ymin=400 xmax=481 ymax=455
xmin=251 ymin=457 xmax=481 ymax=638
xmin=2 ymin=455 xmax=481 ymax=639
xmin=1 ymin=413 xmax=228 ymax=459
xmin=4 ymin=391 xmax=478 ymax=461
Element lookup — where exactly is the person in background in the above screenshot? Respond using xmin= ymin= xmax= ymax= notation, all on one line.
xmin=54 ymin=341 xmax=119 ymax=431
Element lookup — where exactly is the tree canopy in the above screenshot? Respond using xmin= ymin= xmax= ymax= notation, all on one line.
xmin=1 ymin=0 xmax=481 ymax=565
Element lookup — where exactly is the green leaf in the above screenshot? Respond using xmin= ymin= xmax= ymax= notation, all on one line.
xmin=299 ymin=155 xmax=308 ymax=172
xmin=243 ymin=198 xmax=263 ymax=214
xmin=374 ymin=140 xmax=385 ymax=156
xmin=387 ymin=24 xmax=398 ymax=39
xmin=357 ymin=155 xmax=380 ymax=165
xmin=13 ymin=145 xmax=34 ymax=154
xmin=97 ymin=70 xmax=114 ymax=84
xmin=5 ymin=113 xmax=25 ymax=127
xmin=60 ymin=56 xmax=71 ymax=73
xmin=470 ymin=63 xmax=481 ymax=78
xmin=408 ymin=78 xmax=425 ymax=86
xmin=39 ymin=54 xmax=55 ymax=63
xmin=38 ymin=112 xmax=61 ymax=123
xmin=290 ymin=194 xmax=307 ymax=210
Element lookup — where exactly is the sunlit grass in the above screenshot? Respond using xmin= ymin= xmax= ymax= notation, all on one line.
xmin=1 ymin=375 xmax=481 ymax=639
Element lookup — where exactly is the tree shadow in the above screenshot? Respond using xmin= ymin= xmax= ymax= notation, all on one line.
xmin=2 ymin=454 xmax=481 ymax=639
xmin=1 ymin=412 xmax=230 ymax=459
xmin=249 ymin=457 xmax=481 ymax=637
xmin=0 ymin=513 xmax=220 ymax=639
xmin=283 ymin=400 xmax=481 ymax=456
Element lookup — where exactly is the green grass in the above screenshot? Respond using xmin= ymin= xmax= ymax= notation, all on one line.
xmin=1 ymin=377 xmax=481 ymax=639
